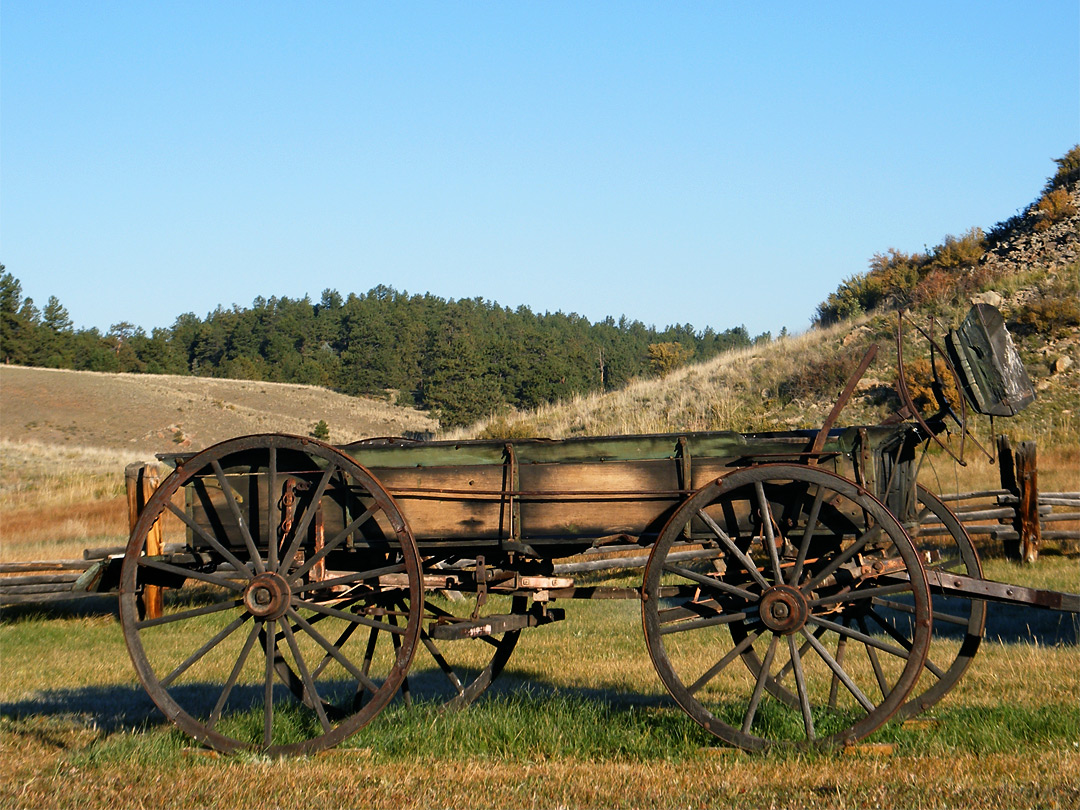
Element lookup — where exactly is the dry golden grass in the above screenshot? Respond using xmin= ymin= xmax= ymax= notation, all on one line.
xmin=449 ymin=322 xmax=861 ymax=441
xmin=0 ymin=365 xmax=438 ymax=454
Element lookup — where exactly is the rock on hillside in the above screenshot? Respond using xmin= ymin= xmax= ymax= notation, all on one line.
xmin=981 ymin=178 xmax=1080 ymax=277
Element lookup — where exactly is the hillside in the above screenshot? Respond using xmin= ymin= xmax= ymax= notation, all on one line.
xmin=455 ymin=161 xmax=1080 ymax=453
xmin=0 ymin=365 xmax=437 ymax=454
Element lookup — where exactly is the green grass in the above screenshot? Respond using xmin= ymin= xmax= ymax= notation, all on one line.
xmin=2 ymin=558 xmax=1078 ymax=808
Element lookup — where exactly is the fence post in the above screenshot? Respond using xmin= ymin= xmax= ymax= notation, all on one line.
xmin=1015 ymin=441 xmax=1041 ymax=564
xmin=997 ymin=435 xmax=1021 ymax=561
xmin=126 ymin=462 xmax=164 ymax=619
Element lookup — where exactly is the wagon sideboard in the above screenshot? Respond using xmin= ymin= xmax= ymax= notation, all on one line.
xmin=176 ymin=425 xmax=911 ymax=557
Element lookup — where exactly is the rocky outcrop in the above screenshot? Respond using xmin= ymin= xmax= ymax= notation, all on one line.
xmin=980 ymin=181 xmax=1080 ymax=277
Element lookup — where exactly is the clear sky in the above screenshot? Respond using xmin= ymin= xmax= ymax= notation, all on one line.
xmin=2 ymin=2 xmax=1077 ymax=339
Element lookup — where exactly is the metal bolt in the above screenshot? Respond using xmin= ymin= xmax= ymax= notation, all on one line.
xmin=253 ymin=587 xmax=272 ymax=606
xmin=772 ymin=602 xmax=790 ymax=620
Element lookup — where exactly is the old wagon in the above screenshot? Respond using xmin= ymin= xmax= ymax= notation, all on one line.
xmin=117 ymin=306 xmax=1078 ymax=754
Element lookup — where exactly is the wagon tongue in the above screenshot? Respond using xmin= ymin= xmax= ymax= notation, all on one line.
xmin=882 ymin=569 xmax=1080 ymax=613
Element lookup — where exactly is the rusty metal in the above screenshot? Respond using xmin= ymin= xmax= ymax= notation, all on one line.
xmin=808 ymin=343 xmax=879 ymax=457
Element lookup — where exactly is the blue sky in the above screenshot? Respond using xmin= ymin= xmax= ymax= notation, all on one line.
xmin=2 ymin=2 xmax=1077 ymax=339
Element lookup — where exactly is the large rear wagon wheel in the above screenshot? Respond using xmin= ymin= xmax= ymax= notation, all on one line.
xmin=739 ymin=483 xmax=985 ymax=722
xmin=119 ymin=434 xmax=422 ymax=755
xmin=642 ymin=464 xmax=931 ymax=751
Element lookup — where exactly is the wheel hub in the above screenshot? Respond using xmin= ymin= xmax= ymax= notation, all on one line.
xmin=758 ymin=584 xmax=809 ymax=634
xmin=243 ymin=572 xmax=291 ymax=620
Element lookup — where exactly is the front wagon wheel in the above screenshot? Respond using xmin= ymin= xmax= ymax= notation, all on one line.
xmin=119 ymin=434 xmax=422 ymax=755
xmin=642 ymin=464 xmax=932 ymax=751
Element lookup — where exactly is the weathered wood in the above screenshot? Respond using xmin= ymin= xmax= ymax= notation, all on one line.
xmin=1041 ymin=512 xmax=1080 ymax=522
xmin=1042 ymin=530 xmax=1080 ymax=540
xmin=127 ymin=462 xmax=164 ymax=618
xmin=553 ymin=547 xmax=719 ymax=575
xmin=951 ymin=507 xmax=1019 ymax=522
xmin=0 ymin=582 xmax=80 ymax=594
xmin=1036 ymin=497 xmax=1080 ymax=508
xmin=0 ymin=590 xmax=106 ymax=605
xmin=998 ymin=434 xmax=1017 ymax=493
xmin=1015 ymin=441 xmax=1040 ymax=563
xmin=909 ymin=525 xmax=1019 ymax=540
xmin=939 ymin=489 xmax=1011 ymax=501
xmin=0 ymin=573 xmax=82 ymax=586
xmin=0 ymin=560 xmax=95 ymax=573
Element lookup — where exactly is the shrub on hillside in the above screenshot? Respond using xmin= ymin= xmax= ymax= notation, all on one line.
xmin=647 ymin=342 xmax=694 ymax=376
xmin=1032 ymin=187 xmax=1077 ymax=232
xmin=902 ymin=357 xmax=962 ymax=416
xmin=929 ymin=228 xmax=986 ymax=271
xmin=1047 ymin=144 xmax=1080 ymax=191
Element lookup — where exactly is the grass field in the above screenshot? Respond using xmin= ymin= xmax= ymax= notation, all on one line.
xmin=2 ymin=558 xmax=1077 ymax=810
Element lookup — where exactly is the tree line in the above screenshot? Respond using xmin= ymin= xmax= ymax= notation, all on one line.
xmin=0 ymin=268 xmax=761 ymax=427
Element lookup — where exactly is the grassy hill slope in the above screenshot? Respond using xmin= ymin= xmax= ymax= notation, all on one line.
xmin=455 ymin=167 xmax=1079 ymax=458
xmin=0 ymin=365 xmax=437 ymax=454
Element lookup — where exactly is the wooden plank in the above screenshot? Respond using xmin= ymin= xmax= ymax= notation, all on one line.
xmin=0 ymin=582 xmax=78 ymax=594
xmin=938 ymin=489 xmax=1010 ymax=501
xmin=0 ymin=573 xmax=82 ymax=586
xmin=0 ymin=591 xmax=107 ymax=605
xmin=0 ymin=560 xmax=94 ymax=573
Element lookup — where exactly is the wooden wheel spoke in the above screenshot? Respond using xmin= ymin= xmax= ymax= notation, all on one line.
xmin=138 ymin=556 xmax=246 ymax=591
xmin=166 ymin=501 xmax=253 ymax=580
xmin=418 ymin=632 xmax=467 ymax=696
xmin=827 ymin=627 xmax=849 ymax=710
xmin=286 ymin=607 xmax=380 ymax=695
xmin=279 ymin=465 xmax=337 ymax=576
xmin=687 ymin=628 xmax=761 ymax=696
xmin=310 ymin=622 xmax=360 ymax=678
xmin=136 ymin=597 xmax=242 ymax=629
xmin=268 ymin=446 xmax=279 ymax=570
xmin=659 ymin=609 xmax=754 ymax=636
xmin=863 ymin=610 xmax=946 ymax=679
xmin=209 ymin=622 xmax=263 ymax=729
xmin=808 ymin=615 xmax=913 ymax=661
xmin=663 ymin=562 xmax=758 ymax=602
xmin=741 ymin=635 xmax=779 ymax=734
xmin=811 ymin=580 xmax=918 ymax=608
xmin=788 ymin=634 xmax=816 ymax=741
xmin=262 ymin=618 xmax=276 ymax=747
xmin=290 ymin=504 xmax=381 ymax=583
xmin=697 ymin=510 xmax=771 ymax=590
xmin=754 ymin=481 xmax=784 ymax=581
xmin=872 ymin=596 xmax=970 ymax=627
xmin=294 ymin=597 xmax=409 ymax=635
xmin=801 ymin=524 xmax=882 ymax=593
xmin=279 ymin=621 xmax=332 ymax=733
xmin=856 ymin=615 xmax=891 ymax=698
xmin=767 ymin=624 xmax=827 ymax=692
xmin=290 ymin=562 xmax=405 ymax=594
xmin=160 ymin=612 xmax=252 ymax=688
xmin=789 ymin=484 xmax=826 ymax=586
xmin=801 ymin=628 xmax=875 ymax=713
xmin=211 ymin=460 xmax=265 ymax=575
